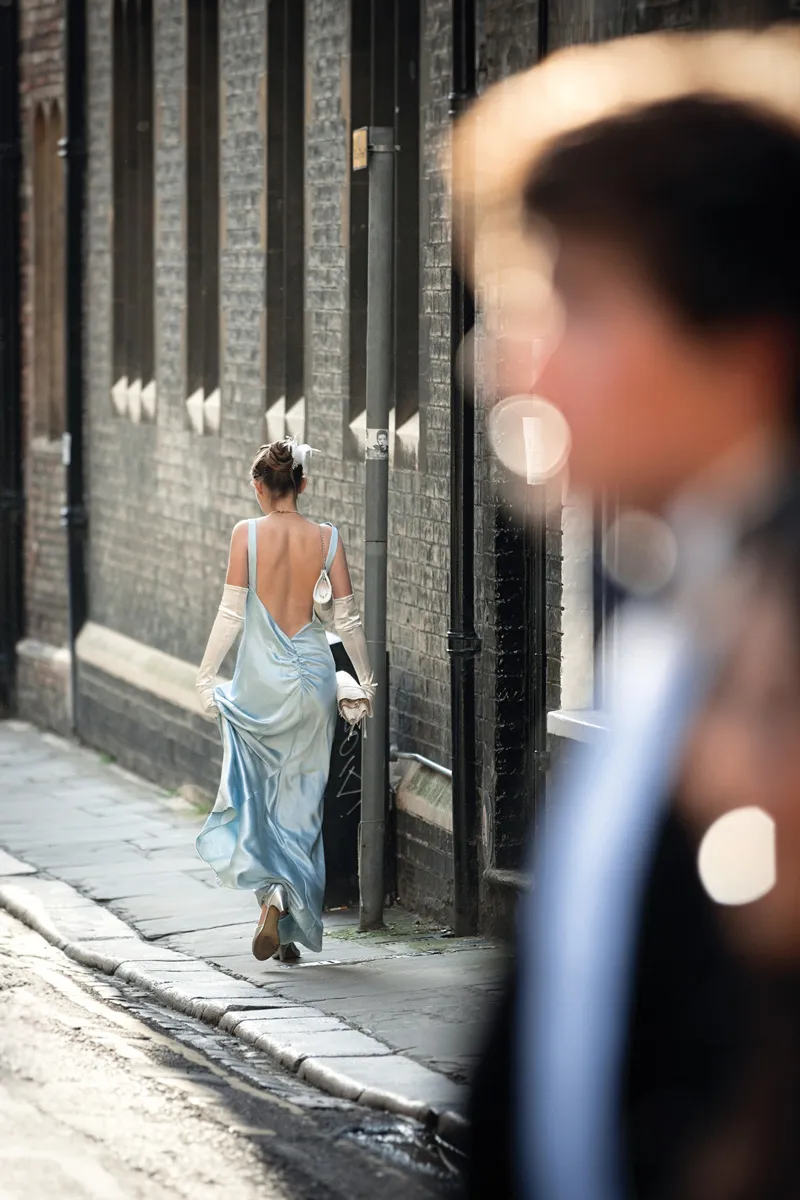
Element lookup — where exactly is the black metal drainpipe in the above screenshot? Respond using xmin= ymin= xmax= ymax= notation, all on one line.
xmin=0 ymin=0 xmax=24 ymax=717
xmin=60 ymin=0 xmax=88 ymax=730
xmin=538 ymin=0 xmax=549 ymax=60
xmin=448 ymin=0 xmax=480 ymax=937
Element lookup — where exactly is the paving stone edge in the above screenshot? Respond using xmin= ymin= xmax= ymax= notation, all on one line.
xmin=0 ymin=866 xmax=470 ymax=1149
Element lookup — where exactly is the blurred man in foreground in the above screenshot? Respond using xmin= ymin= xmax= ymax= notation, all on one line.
xmin=452 ymin=26 xmax=800 ymax=1200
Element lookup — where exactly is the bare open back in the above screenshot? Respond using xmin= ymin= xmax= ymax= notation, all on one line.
xmin=225 ymin=514 xmax=352 ymax=639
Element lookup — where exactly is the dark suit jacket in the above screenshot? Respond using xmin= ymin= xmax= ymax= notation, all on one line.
xmin=466 ymin=810 xmax=745 ymax=1200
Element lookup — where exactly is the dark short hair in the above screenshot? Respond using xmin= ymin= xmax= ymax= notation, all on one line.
xmin=524 ymin=94 xmax=800 ymax=370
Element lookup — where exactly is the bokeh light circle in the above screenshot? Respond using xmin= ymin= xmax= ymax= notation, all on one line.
xmin=697 ymin=806 xmax=776 ymax=906
xmin=487 ymin=395 xmax=571 ymax=484
xmin=602 ymin=509 xmax=678 ymax=596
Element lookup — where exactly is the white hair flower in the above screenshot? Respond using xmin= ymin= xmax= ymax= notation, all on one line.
xmin=286 ymin=436 xmax=318 ymax=478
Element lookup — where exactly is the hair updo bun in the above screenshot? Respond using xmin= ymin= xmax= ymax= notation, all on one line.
xmin=250 ymin=440 xmax=303 ymax=497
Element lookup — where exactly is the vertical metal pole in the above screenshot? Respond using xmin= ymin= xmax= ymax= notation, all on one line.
xmin=0 ymin=0 xmax=24 ymax=716
xmin=60 ymin=0 xmax=88 ymax=729
xmin=359 ymin=125 xmax=394 ymax=931
xmin=448 ymin=0 xmax=480 ymax=936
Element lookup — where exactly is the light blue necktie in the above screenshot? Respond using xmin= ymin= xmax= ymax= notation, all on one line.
xmin=518 ymin=602 xmax=713 ymax=1200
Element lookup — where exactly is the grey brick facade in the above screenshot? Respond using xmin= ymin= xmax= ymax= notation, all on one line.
xmin=76 ymin=0 xmax=465 ymax=921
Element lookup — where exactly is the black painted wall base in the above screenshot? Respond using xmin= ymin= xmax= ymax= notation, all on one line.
xmin=395 ymin=808 xmax=454 ymax=925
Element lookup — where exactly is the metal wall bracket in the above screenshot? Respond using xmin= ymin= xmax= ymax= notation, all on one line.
xmin=60 ymin=504 xmax=89 ymax=533
xmin=446 ymin=629 xmax=482 ymax=657
xmin=57 ymin=135 xmax=87 ymax=161
xmin=534 ymin=749 xmax=551 ymax=773
xmin=0 ymin=489 xmax=24 ymax=515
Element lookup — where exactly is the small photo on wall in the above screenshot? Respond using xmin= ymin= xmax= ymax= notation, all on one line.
xmin=366 ymin=428 xmax=390 ymax=460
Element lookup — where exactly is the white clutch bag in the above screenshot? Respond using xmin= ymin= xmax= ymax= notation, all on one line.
xmin=313 ymin=567 xmax=334 ymax=627
xmin=336 ymin=670 xmax=373 ymax=728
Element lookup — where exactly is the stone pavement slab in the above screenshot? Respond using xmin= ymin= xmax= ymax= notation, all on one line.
xmin=0 ymin=848 xmax=37 ymax=876
xmin=0 ymin=719 xmax=510 ymax=1132
xmin=302 ymin=1053 xmax=467 ymax=1107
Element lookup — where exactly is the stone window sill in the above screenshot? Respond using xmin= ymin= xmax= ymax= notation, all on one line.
xmin=547 ymin=708 xmax=608 ymax=744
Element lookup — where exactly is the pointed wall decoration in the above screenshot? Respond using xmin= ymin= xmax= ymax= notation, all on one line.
xmin=128 ymin=378 xmax=142 ymax=425
xmin=186 ymin=388 xmax=204 ymax=435
xmin=141 ymin=379 xmax=157 ymax=422
xmin=285 ymin=396 xmax=306 ymax=443
xmin=203 ymin=387 xmax=221 ymax=434
xmin=111 ymin=376 xmax=128 ymax=418
xmin=266 ymin=396 xmax=286 ymax=443
xmin=349 ymin=406 xmax=367 ymax=451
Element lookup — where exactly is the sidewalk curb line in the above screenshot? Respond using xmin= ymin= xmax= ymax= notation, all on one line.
xmin=0 ymin=872 xmax=467 ymax=1143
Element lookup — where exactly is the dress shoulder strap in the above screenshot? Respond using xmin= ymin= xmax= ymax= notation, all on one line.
xmin=322 ymin=524 xmax=339 ymax=573
xmin=247 ymin=519 xmax=257 ymax=589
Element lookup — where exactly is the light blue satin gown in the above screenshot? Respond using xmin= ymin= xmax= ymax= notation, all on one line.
xmin=196 ymin=518 xmax=339 ymax=951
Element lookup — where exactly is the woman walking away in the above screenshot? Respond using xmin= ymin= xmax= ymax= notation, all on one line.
xmin=194 ymin=440 xmax=375 ymax=963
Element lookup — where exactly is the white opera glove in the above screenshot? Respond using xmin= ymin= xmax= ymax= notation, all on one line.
xmin=195 ymin=584 xmax=247 ymax=721
xmin=333 ymin=594 xmax=376 ymax=708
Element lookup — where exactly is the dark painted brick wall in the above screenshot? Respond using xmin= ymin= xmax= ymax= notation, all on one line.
xmin=19 ymin=0 xmax=69 ymax=651
xmin=396 ymin=810 xmax=454 ymax=925
xmin=473 ymin=0 xmax=563 ymax=902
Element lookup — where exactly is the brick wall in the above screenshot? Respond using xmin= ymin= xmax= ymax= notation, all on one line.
xmin=80 ymin=0 xmax=449 ymax=823
xmin=85 ymin=0 xmax=266 ymax=675
xmin=82 ymin=3 xmax=455 ymax=737
xmin=304 ymin=0 xmax=363 ymax=572
xmin=77 ymin=0 xmax=462 ymax=918
xmin=473 ymin=0 xmax=563 ymax=909
xmin=389 ymin=0 xmax=452 ymax=763
xmin=301 ymin=0 xmax=455 ymax=917
xmin=396 ymin=810 xmax=454 ymax=924
xmin=303 ymin=0 xmax=453 ymax=766
xmin=78 ymin=662 xmax=223 ymax=794
xmin=17 ymin=0 xmax=70 ymax=730
xmin=468 ymin=0 xmax=792 ymax=935
xmin=24 ymin=440 xmax=68 ymax=646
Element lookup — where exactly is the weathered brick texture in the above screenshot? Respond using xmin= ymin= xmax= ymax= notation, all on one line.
xmin=75 ymin=0 xmax=463 ymax=920
xmin=473 ymin=0 xmax=562 ymax=901
xmin=18 ymin=0 xmax=69 ymax=662
xmin=24 ymin=442 xmax=69 ymax=646
xmin=85 ymin=0 xmax=266 ymax=674
xmin=80 ymin=0 xmax=455 ymax=789
xmin=78 ymin=663 xmax=223 ymax=796
xmin=304 ymin=0 xmax=454 ymax=766
xmin=16 ymin=646 xmax=71 ymax=736
xmin=396 ymin=810 xmax=454 ymax=925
